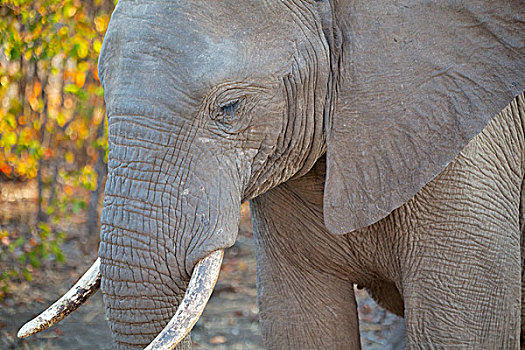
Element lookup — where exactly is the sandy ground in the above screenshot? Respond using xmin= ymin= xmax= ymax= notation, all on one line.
xmin=0 ymin=185 xmax=404 ymax=349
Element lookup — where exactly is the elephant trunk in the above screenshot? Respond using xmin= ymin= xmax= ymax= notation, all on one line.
xmin=99 ymin=190 xmax=187 ymax=348
xmin=97 ymin=166 xmax=180 ymax=346
xmin=98 ymin=117 xmax=241 ymax=349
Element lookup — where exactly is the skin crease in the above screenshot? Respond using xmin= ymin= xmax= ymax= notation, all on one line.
xmin=92 ymin=0 xmax=524 ymax=349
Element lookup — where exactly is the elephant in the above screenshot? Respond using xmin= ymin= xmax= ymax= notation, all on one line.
xmin=18 ymin=0 xmax=525 ymax=349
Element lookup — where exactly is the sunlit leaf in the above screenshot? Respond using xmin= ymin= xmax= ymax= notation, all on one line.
xmin=1 ymin=132 xmax=17 ymax=147
xmin=65 ymin=151 xmax=74 ymax=164
xmin=93 ymin=39 xmax=102 ymax=53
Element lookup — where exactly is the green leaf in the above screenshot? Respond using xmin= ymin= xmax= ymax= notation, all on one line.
xmin=51 ymin=244 xmax=65 ymax=263
xmin=8 ymin=45 xmax=21 ymax=60
xmin=64 ymin=83 xmax=87 ymax=100
xmin=64 ymin=83 xmax=80 ymax=94
xmin=14 ymin=236 xmax=24 ymax=247
xmin=95 ymin=86 xmax=104 ymax=96
xmin=22 ymin=267 xmax=33 ymax=282
xmin=38 ymin=222 xmax=50 ymax=234
xmin=1 ymin=131 xmax=17 ymax=147
xmin=28 ymin=251 xmax=41 ymax=268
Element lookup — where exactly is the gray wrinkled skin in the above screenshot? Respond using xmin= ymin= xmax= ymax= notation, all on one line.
xmin=95 ymin=0 xmax=524 ymax=349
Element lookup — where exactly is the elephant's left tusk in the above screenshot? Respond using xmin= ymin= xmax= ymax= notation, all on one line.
xmin=144 ymin=249 xmax=224 ymax=350
xmin=17 ymin=258 xmax=101 ymax=338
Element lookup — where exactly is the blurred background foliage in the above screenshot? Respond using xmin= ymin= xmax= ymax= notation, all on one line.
xmin=0 ymin=0 xmax=116 ymax=299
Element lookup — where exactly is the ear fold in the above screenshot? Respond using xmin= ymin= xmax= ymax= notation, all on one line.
xmin=324 ymin=0 xmax=525 ymax=234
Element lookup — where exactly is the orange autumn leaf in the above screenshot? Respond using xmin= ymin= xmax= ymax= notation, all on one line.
xmin=0 ymin=164 xmax=12 ymax=176
xmin=44 ymin=148 xmax=53 ymax=160
xmin=64 ymin=69 xmax=75 ymax=81
xmin=93 ymin=65 xmax=99 ymax=81
xmin=28 ymin=95 xmax=39 ymax=111
xmin=32 ymin=81 xmax=42 ymax=96
xmin=75 ymin=72 xmax=86 ymax=88
xmin=64 ymin=185 xmax=73 ymax=196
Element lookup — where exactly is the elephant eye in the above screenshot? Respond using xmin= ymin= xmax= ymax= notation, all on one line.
xmin=216 ymin=99 xmax=239 ymax=125
xmin=210 ymin=94 xmax=252 ymax=134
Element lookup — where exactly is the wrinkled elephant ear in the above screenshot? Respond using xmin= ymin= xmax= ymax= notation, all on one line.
xmin=324 ymin=0 xmax=525 ymax=234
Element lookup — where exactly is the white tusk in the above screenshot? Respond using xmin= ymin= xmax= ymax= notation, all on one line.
xmin=144 ymin=250 xmax=224 ymax=350
xmin=18 ymin=258 xmax=101 ymax=338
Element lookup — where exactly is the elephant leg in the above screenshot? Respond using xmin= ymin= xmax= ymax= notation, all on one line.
xmin=250 ymin=158 xmax=361 ymax=349
xmin=400 ymin=100 xmax=524 ymax=349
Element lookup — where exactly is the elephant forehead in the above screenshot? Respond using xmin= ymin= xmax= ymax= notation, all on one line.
xmin=100 ymin=0 xmax=297 ymax=112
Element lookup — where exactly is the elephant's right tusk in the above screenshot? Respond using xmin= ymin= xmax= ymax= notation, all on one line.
xmin=17 ymin=258 xmax=101 ymax=338
xmin=144 ymin=249 xmax=224 ymax=350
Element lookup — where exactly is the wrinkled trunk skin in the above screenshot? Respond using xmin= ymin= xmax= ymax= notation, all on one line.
xmin=99 ymin=117 xmax=240 ymax=349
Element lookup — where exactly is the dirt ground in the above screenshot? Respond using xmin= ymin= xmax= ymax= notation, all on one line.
xmin=0 ymin=184 xmax=404 ymax=349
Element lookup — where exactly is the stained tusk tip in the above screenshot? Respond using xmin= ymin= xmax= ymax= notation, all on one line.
xmin=16 ymin=258 xmax=101 ymax=338
xmin=17 ymin=324 xmax=32 ymax=338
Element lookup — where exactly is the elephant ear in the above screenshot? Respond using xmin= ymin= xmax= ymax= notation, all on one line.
xmin=324 ymin=0 xmax=525 ymax=234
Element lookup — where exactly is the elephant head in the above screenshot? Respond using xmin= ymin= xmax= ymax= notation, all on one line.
xmin=19 ymin=0 xmax=524 ymax=349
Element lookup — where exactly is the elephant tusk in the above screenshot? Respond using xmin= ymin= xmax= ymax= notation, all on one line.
xmin=144 ymin=249 xmax=224 ymax=350
xmin=17 ymin=258 xmax=101 ymax=338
